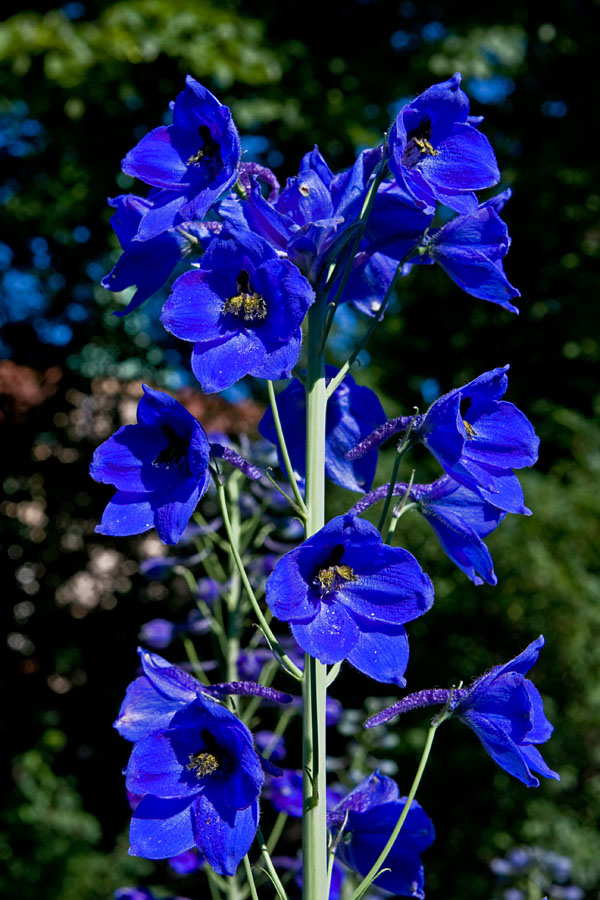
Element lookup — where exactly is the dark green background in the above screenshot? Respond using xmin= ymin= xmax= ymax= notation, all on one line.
xmin=1 ymin=1 xmax=599 ymax=898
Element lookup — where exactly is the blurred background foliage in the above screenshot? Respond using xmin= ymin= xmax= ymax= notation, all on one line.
xmin=1 ymin=0 xmax=598 ymax=898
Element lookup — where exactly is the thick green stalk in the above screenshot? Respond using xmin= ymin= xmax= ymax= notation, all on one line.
xmin=302 ymin=299 xmax=329 ymax=900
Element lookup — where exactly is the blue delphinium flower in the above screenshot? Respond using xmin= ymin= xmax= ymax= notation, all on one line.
xmin=121 ymin=76 xmax=241 ymax=241
xmin=453 ymin=635 xmax=559 ymax=787
xmin=366 ymin=636 xmax=559 ymax=788
xmin=265 ymin=514 xmax=434 ymax=684
xmin=259 ymin=368 xmax=387 ymax=493
xmin=417 ymin=366 xmax=538 ymax=512
xmin=161 ymin=227 xmax=314 ymax=392
xmin=415 ymin=189 xmax=520 ymax=313
xmin=90 ymin=386 xmax=211 ymax=545
xmin=347 ymin=366 xmax=538 ymax=514
xmin=114 ymin=649 xmax=264 ymax=875
xmin=328 ymin=771 xmax=435 ymax=898
xmin=388 ymin=72 xmax=500 ymax=216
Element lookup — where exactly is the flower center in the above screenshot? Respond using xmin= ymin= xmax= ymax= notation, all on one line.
xmin=313 ymin=544 xmax=358 ymax=596
xmin=186 ymin=750 xmax=220 ymax=777
xmin=315 ymin=564 xmax=358 ymax=595
xmin=463 ymin=420 xmax=478 ymax=440
xmin=222 ymin=270 xmax=267 ymax=322
xmin=186 ymin=729 xmax=222 ymax=780
xmin=152 ymin=424 xmax=189 ymax=468
xmin=403 ymin=118 xmax=440 ymax=168
xmin=187 ymin=124 xmax=220 ymax=167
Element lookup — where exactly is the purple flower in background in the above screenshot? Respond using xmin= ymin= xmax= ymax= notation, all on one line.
xmin=161 ymin=228 xmax=314 ymax=392
xmin=259 ymin=368 xmax=387 ymax=493
xmin=265 ymin=514 xmax=433 ymax=684
xmin=121 ymin=76 xmax=241 ymax=241
xmin=416 ymin=189 xmax=520 ymax=312
xmin=389 ymin=72 xmax=500 ymax=216
xmin=90 ymin=386 xmax=211 ymax=545
xmin=168 ymin=848 xmax=204 ymax=875
xmin=366 ymin=637 xmax=559 ymax=789
xmin=328 ymin=771 xmax=435 ymax=898
xmin=114 ymin=649 xmax=263 ymax=875
xmin=264 ymin=769 xmax=345 ymax=818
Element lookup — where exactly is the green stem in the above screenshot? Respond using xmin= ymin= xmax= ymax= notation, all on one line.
xmin=347 ymin=724 xmax=439 ymax=900
xmin=216 ymin=480 xmax=303 ymax=682
xmin=386 ymin=469 xmax=417 ymax=544
xmin=243 ymin=855 xmax=259 ymax=900
xmin=267 ymin=810 xmax=288 ymax=855
xmin=302 ymin=299 xmax=329 ymax=900
xmin=377 ymin=452 xmax=403 ymax=537
xmin=182 ymin=637 xmax=210 ymax=686
xmin=257 ymin=827 xmax=288 ymax=900
xmin=267 ymin=380 xmax=309 ymax=516
xmin=226 ymin=474 xmax=242 ymax=682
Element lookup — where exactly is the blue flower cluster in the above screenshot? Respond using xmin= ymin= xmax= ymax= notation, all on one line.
xmin=92 ymin=72 xmax=558 ymax=894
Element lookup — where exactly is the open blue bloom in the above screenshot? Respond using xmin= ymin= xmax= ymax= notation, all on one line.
xmin=347 ymin=366 xmax=538 ymax=514
xmin=328 ymin=771 xmax=435 ymax=898
xmin=454 ymin=635 xmax=559 ymax=787
xmin=415 ymin=189 xmax=520 ymax=312
xmin=161 ymin=228 xmax=314 ymax=392
xmin=366 ymin=637 xmax=559 ymax=789
xmin=114 ymin=649 xmax=264 ymax=875
xmin=418 ymin=366 xmax=538 ymax=513
xmin=90 ymin=386 xmax=211 ymax=545
xmin=102 ymin=194 xmax=218 ymax=316
xmin=350 ymin=475 xmax=505 ymax=585
xmin=389 ymin=73 xmax=500 ymax=216
xmin=259 ymin=368 xmax=386 ymax=493
xmin=122 ymin=76 xmax=241 ymax=241
xmin=265 ymin=514 xmax=434 ymax=684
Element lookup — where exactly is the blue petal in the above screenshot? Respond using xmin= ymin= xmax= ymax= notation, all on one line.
xmin=129 ymin=794 xmax=196 ymax=859
xmin=340 ymin=544 xmax=433 ymax=625
xmin=420 ymin=125 xmax=500 ymax=193
xmin=114 ymin=675 xmax=183 ymax=742
xmin=90 ymin=423 xmax=184 ymax=493
xmin=126 ymin=731 xmax=201 ymax=799
xmin=138 ymin=648 xmax=203 ymax=703
xmin=191 ymin=331 xmax=264 ymax=393
xmin=460 ymin=711 xmax=541 ymax=786
xmin=135 ymin=191 xmax=186 ymax=241
xmin=155 ymin=475 xmax=208 ymax=545
xmin=122 ymin=126 xmax=193 ymax=190
xmin=192 ymin=792 xmax=258 ymax=876
xmin=464 ymin=401 xmax=539 ymax=469
xmin=291 ymin=601 xmax=359 ymax=664
xmin=161 ymin=269 xmax=231 ymax=342
xmin=346 ymin=620 xmax=410 ymax=685
xmin=524 ymin=681 xmax=554 ymax=743
xmin=96 ymin=491 xmax=155 ymax=537
xmin=520 ymin=744 xmax=560 ymax=781
xmin=251 ymin=330 xmax=302 ymax=381
xmin=264 ymin=551 xmax=316 ymax=623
